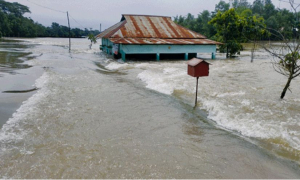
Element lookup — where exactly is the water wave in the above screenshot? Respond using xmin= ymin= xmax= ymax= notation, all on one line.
xmin=106 ymin=60 xmax=300 ymax=161
xmin=0 ymin=72 xmax=50 ymax=144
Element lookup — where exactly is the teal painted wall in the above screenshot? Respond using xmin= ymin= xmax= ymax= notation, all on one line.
xmin=100 ymin=39 xmax=217 ymax=60
xmin=120 ymin=44 xmax=216 ymax=54
xmin=101 ymin=38 xmax=114 ymax=55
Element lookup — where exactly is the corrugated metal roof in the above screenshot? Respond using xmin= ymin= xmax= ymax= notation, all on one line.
xmin=96 ymin=14 xmax=221 ymax=45
xmin=96 ymin=21 xmax=126 ymax=38
xmin=97 ymin=14 xmax=206 ymax=39
xmin=109 ymin=38 xmax=222 ymax=45
xmin=110 ymin=15 xmax=206 ymax=39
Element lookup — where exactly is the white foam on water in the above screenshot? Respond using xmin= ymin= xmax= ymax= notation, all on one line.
xmin=163 ymin=67 xmax=180 ymax=74
xmin=134 ymin=63 xmax=151 ymax=69
xmin=216 ymin=91 xmax=246 ymax=97
xmin=137 ymin=66 xmax=192 ymax=95
xmin=201 ymin=98 xmax=278 ymax=138
xmin=105 ymin=62 xmax=130 ymax=70
xmin=133 ymin=61 xmax=300 ymax=154
xmin=0 ymin=72 xmax=50 ymax=143
xmin=241 ymin=99 xmax=251 ymax=106
xmin=200 ymin=94 xmax=300 ymax=152
xmin=138 ymin=70 xmax=174 ymax=95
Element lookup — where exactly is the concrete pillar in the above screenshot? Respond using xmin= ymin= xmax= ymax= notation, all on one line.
xmin=156 ymin=53 xmax=160 ymax=61
xmin=122 ymin=52 xmax=126 ymax=61
xmin=212 ymin=52 xmax=216 ymax=59
xmin=185 ymin=53 xmax=188 ymax=60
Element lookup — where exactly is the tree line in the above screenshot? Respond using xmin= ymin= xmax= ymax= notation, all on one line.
xmin=174 ymin=0 xmax=299 ymax=57
xmin=0 ymin=0 xmax=100 ymax=38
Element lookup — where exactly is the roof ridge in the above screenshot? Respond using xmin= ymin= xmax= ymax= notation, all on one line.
xmin=122 ymin=14 xmax=171 ymax=18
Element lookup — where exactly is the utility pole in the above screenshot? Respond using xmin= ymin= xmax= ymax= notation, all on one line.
xmin=100 ymin=23 xmax=102 ymax=32
xmin=67 ymin=11 xmax=71 ymax=52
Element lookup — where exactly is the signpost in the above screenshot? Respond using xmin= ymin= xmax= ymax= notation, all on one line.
xmin=187 ymin=58 xmax=210 ymax=107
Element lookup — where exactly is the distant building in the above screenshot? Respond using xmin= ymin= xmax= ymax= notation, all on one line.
xmin=97 ymin=14 xmax=221 ymax=61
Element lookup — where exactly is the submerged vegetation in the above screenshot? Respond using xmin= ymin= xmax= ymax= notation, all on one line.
xmin=88 ymin=34 xmax=97 ymax=49
xmin=0 ymin=0 xmax=99 ymax=38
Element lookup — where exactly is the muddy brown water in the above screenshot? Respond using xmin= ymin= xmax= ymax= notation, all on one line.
xmin=0 ymin=38 xmax=300 ymax=178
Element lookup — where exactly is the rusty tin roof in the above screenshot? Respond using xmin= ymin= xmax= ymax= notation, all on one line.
xmin=97 ymin=14 xmax=221 ymax=45
xmin=96 ymin=21 xmax=126 ymax=39
xmin=111 ymin=14 xmax=206 ymax=39
xmin=109 ymin=38 xmax=221 ymax=45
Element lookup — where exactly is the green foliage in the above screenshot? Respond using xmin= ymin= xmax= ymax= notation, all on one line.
xmin=88 ymin=34 xmax=97 ymax=48
xmin=242 ymin=13 xmax=268 ymax=41
xmin=0 ymin=0 xmax=30 ymax=17
xmin=174 ymin=10 xmax=215 ymax=37
xmin=281 ymin=52 xmax=300 ymax=71
xmin=209 ymin=8 xmax=244 ymax=57
xmin=265 ymin=44 xmax=300 ymax=99
xmin=88 ymin=34 xmax=96 ymax=43
xmin=215 ymin=0 xmax=230 ymax=13
xmin=0 ymin=0 xmax=100 ymax=38
xmin=252 ymin=0 xmax=264 ymax=15
xmin=174 ymin=0 xmax=298 ymax=42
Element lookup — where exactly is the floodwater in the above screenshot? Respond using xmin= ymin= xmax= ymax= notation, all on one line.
xmin=0 ymin=38 xmax=300 ymax=178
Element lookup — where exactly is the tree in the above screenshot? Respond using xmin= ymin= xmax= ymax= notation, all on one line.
xmin=262 ymin=0 xmax=300 ymax=99
xmin=0 ymin=0 xmax=30 ymax=17
xmin=232 ymin=0 xmax=239 ymax=9
xmin=263 ymin=0 xmax=276 ymax=19
xmin=241 ymin=10 xmax=268 ymax=62
xmin=215 ymin=0 xmax=230 ymax=13
xmin=232 ymin=0 xmax=250 ymax=9
xmin=233 ymin=0 xmax=251 ymax=14
xmin=0 ymin=0 xmax=101 ymax=38
xmin=209 ymin=8 xmax=244 ymax=57
xmin=73 ymin=28 xmax=82 ymax=38
xmin=88 ymin=34 xmax=97 ymax=49
xmin=0 ymin=10 xmax=10 ymax=36
xmin=275 ymin=9 xmax=295 ymax=39
xmin=263 ymin=43 xmax=300 ymax=99
xmin=184 ymin=13 xmax=195 ymax=30
xmin=252 ymin=0 xmax=264 ymax=15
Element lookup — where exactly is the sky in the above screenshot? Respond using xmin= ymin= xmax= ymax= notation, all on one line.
xmin=6 ymin=0 xmax=294 ymax=31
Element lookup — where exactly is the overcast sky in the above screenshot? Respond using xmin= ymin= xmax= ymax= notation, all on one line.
xmin=6 ymin=0 xmax=293 ymax=31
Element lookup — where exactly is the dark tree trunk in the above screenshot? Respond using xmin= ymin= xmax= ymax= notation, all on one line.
xmin=251 ymin=40 xmax=256 ymax=63
xmin=251 ymin=50 xmax=254 ymax=63
xmin=281 ymin=75 xmax=292 ymax=99
xmin=226 ymin=45 xmax=229 ymax=58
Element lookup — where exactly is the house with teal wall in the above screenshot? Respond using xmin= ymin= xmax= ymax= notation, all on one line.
xmin=97 ymin=14 xmax=221 ymax=61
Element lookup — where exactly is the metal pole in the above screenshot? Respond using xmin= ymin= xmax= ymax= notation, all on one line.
xmin=100 ymin=23 xmax=101 ymax=32
xmin=195 ymin=77 xmax=199 ymax=107
xmin=67 ymin=11 xmax=71 ymax=52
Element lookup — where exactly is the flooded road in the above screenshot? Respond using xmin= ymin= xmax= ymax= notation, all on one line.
xmin=0 ymin=38 xmax=300 ymax=178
